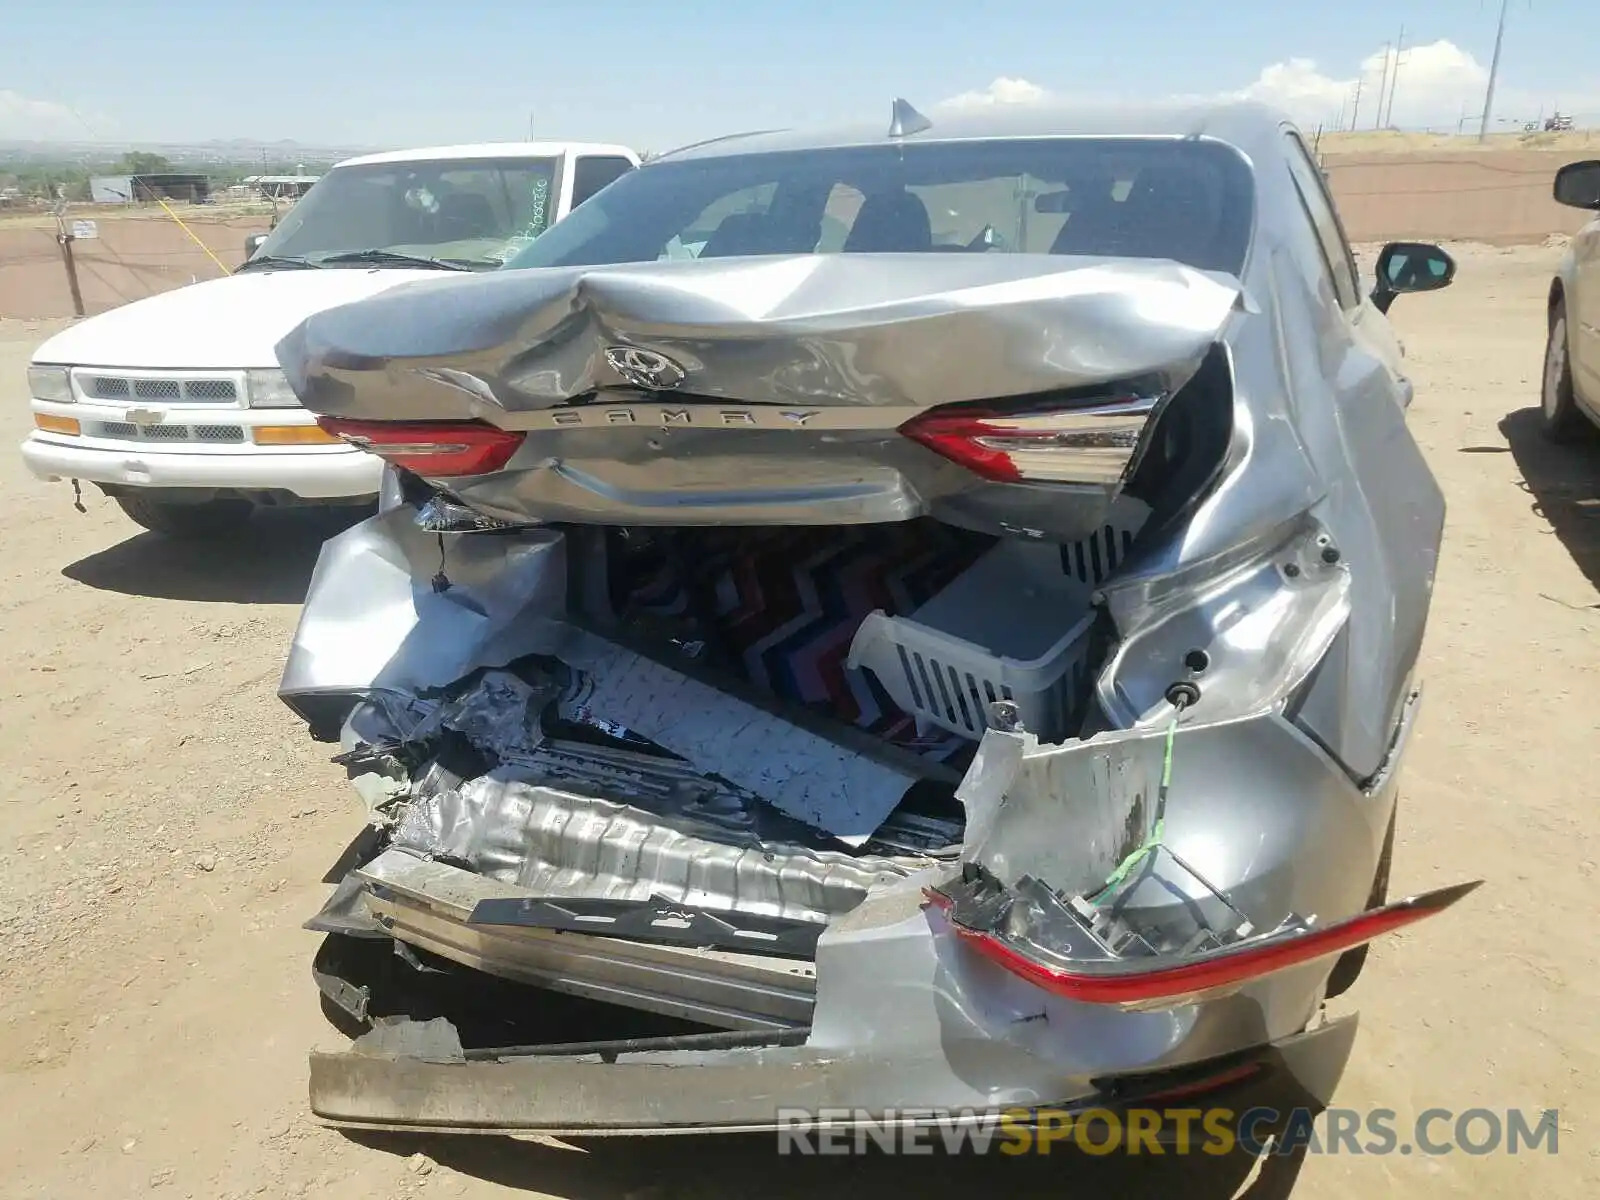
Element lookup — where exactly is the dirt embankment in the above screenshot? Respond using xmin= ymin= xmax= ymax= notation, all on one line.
xmin=1322 ymin=150 xmax=1595 ymax=245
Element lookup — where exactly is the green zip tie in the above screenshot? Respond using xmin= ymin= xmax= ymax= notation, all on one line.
xmin=1092 ymin=710 xmax=1180 ymax=905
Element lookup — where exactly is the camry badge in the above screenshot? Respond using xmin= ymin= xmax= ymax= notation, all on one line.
xmin=604 ymin=346 xmax=687 ymax=391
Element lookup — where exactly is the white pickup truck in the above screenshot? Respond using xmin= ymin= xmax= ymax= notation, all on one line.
xmin=21 ymin=141 xmax=639 ymax=537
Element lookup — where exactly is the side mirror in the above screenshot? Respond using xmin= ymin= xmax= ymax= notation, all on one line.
xmin=1553 ymin=160 xmax=1600 ymax=211
xmin=243 ymin=233 xmax=269 ymax=261
xmin=1370 ymin=241 xmax=1456 ymax=315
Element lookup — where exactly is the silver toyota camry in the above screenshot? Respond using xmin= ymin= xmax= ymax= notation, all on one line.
xmin=274 ymin=100 xmax=1479 ymax=1137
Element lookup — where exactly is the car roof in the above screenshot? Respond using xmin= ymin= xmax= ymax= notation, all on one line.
xmin=656 ymin=101 xmax=1288 ymax=163
xmin=334 ymin=142 xmax=637 ymax=169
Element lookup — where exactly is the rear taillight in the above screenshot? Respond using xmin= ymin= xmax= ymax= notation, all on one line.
xmin=899 ymin=396 xmax=1157 ymax=484
xmin=316 ymin=417 xmax=524 ymax=477
xmin=926 ymin=879 xmax=1479 ymax=1007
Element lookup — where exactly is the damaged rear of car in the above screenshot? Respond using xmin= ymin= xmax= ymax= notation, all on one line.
xmin=277 ymin=101 xmax=1476 ymax=1136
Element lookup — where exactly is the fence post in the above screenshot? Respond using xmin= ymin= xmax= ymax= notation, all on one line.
xmin=55 ymin=228 xmax=86 ymax=318
xmin=52 ymin=187 xmax=86 ymax=317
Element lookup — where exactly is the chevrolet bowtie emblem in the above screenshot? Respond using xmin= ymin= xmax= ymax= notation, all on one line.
xmin=126 ymin=407 xmax=166 ymax=425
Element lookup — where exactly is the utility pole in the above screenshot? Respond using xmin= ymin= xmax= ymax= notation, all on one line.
xmin=1383 ymin=25 xmax=1407 ymax=128
xmin=1479 ymin=0 xmax=1511 ymax=142
xmin=51 ymin=185 xmax=84 ymax=317
xmin=1351 ymin=77 xmax=1365 ymax=131
xmin=1374 ymin=42 xmax=1392 ymax=130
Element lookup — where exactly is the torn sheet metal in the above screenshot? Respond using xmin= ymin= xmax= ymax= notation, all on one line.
xmin=547 ymin=633 xmax=919 ymax=843
xmin=278 ymin=508 xmax=566 ymax=701
xmin=965 ymin=726 xmax=1165 ymax=896
xmin=953 ymin=727 xmax=1029 ymax=859
xmin=390 ymin=767 xmax=916 ymax=923
xmin=353 ymin=848 xmax=818 ymax=1029
xmin=340 ymin=668 xmax=555 ymax=761
xmin=423 ymin=670 xmax=556 ymax=762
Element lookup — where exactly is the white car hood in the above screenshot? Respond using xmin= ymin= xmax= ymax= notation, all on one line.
xmin=32 ymin=267 xmax=445 ymax=370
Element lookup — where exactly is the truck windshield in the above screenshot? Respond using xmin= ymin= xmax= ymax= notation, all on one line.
xmin=502 ymin=138 xmax=1254 ymax=275
xmin=249 ymin=157 xmax=559 ymax=270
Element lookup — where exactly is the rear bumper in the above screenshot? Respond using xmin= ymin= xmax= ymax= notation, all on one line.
xmin=308 ymin=1013 xmax=1358 ymax=1137
xmin=20 ymin=433 xmax=382 ymax=500
xmin=310 ymin=844 xmax=1364 ymax=1137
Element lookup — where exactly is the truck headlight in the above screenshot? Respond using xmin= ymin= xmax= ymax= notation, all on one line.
xmin=245 ymin=368 xmax=302 ymax=408
xmin=27 ymin=365 xmax=72 ymax=404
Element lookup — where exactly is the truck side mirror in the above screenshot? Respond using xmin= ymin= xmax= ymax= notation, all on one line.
xmin=1553 ymin=160 xmax=1600 ymax=211
xmin=243 ymin=233 xmax=269 ymax=261
xmin=1370 ymin=242 xmax=1456 ymax=315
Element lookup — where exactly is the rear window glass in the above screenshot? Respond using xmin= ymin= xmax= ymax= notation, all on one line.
xmin=504 ymin=138 xmax=1254 ymax=275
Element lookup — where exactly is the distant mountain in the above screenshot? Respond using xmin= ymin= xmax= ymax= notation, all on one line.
xmin=0 ymin=137 xmax=382 ymax=165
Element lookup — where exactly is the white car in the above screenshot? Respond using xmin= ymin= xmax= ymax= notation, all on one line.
xmin=21 ymin=141 xmax=639 ymax=537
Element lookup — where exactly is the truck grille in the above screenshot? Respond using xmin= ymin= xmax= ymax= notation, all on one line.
xmin=88 ymin=421 xmax=245 ymax=444
xmin=81 ymin=373 xmax=239 ymax=404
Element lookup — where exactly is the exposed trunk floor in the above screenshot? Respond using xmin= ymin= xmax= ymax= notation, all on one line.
xmin=606 ymin=521 xmax=994 ymax=762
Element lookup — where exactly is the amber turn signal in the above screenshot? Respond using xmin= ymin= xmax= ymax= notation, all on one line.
xmin=252 ymin=425 xmax=343 ymax=446
xmin=34 ymin=413 xmax=81 ymax=436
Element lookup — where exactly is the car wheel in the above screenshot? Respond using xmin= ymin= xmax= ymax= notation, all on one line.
xmin=1541 ymin=298 xmax=1588 ymax=443
xmin=115 ymin=494 xmax=253 ymax=538
xmin=1324 ymin=805 xmax=1396 ymax=1000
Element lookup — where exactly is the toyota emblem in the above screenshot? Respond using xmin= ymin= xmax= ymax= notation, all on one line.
xmin=604 ymin=346 xmax=687 ymax=391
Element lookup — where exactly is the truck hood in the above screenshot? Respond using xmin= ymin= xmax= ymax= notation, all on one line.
xmin=277 ymin=254 xmax=1243 ymax=537
xmin=32 ymin=267 xmax=445 ymax=370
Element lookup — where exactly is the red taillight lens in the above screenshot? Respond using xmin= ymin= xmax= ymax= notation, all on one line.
xmin=316 ymin=418 xmax=524 ymax=477
xmin=926 ymin=879 xmax=1479 ymax=1007
xmin=898 ymin=396 xmax=1157 ymax=484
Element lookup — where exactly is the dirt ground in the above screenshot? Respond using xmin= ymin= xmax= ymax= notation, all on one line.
xmin=1 ymin=243 xmax=1597 ymax=1199
xmin=1318 ymin=129 xmax=1600 ymax=154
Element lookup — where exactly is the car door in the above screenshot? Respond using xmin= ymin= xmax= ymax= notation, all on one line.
xmin=1275 ymin=126 xmax=1445 ymax=781
xmin=1572 ymin=210 xmax=1600 ymax=407
xmin=1280 ymin=132 xmax=1412 ymax=392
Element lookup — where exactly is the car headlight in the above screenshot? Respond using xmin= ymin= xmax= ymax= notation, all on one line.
xmin=27 ymin=365 xmax=73 ymax=404
xmin=245 ymin=368 xmax=302 ymax=409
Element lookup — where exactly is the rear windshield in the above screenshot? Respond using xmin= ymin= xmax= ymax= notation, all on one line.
xmin=504 ymin=138 xmax=1254 ymax=275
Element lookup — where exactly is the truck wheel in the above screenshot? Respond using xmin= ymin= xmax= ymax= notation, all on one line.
xmin=116 ymin=495 xmax=252 ymax=538
xmin=1325 ymin=806 xmax=1396 ymax=999
xmin=1542 ymin=299 xmax=1588 ymax=443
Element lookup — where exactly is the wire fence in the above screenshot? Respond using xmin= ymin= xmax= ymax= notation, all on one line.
xmin=0 ymin=201 xmax=273 ymax=320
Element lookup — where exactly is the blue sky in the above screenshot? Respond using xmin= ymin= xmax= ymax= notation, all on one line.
xmin=2 ymin=0 xmax=1597 ymax=149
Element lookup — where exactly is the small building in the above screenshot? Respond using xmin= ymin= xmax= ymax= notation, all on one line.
xmin=243 ymin=174 xmax=320 ymax=201
xmin=89 ymin=173 xmax=212 ymax=204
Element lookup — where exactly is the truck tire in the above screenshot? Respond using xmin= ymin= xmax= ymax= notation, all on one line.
xmin=1324 ymin=806 xmax=1397 ymax=999
xmin=116 ymin=495 xmax=252 ymax=538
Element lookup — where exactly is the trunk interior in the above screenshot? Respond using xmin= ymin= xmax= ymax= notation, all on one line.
xmin=373 ymin=503 xmax=1149 ymax=874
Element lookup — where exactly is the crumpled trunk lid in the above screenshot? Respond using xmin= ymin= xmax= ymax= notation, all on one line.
xmin=276 ymin=254 xmax=1240 ymax=538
